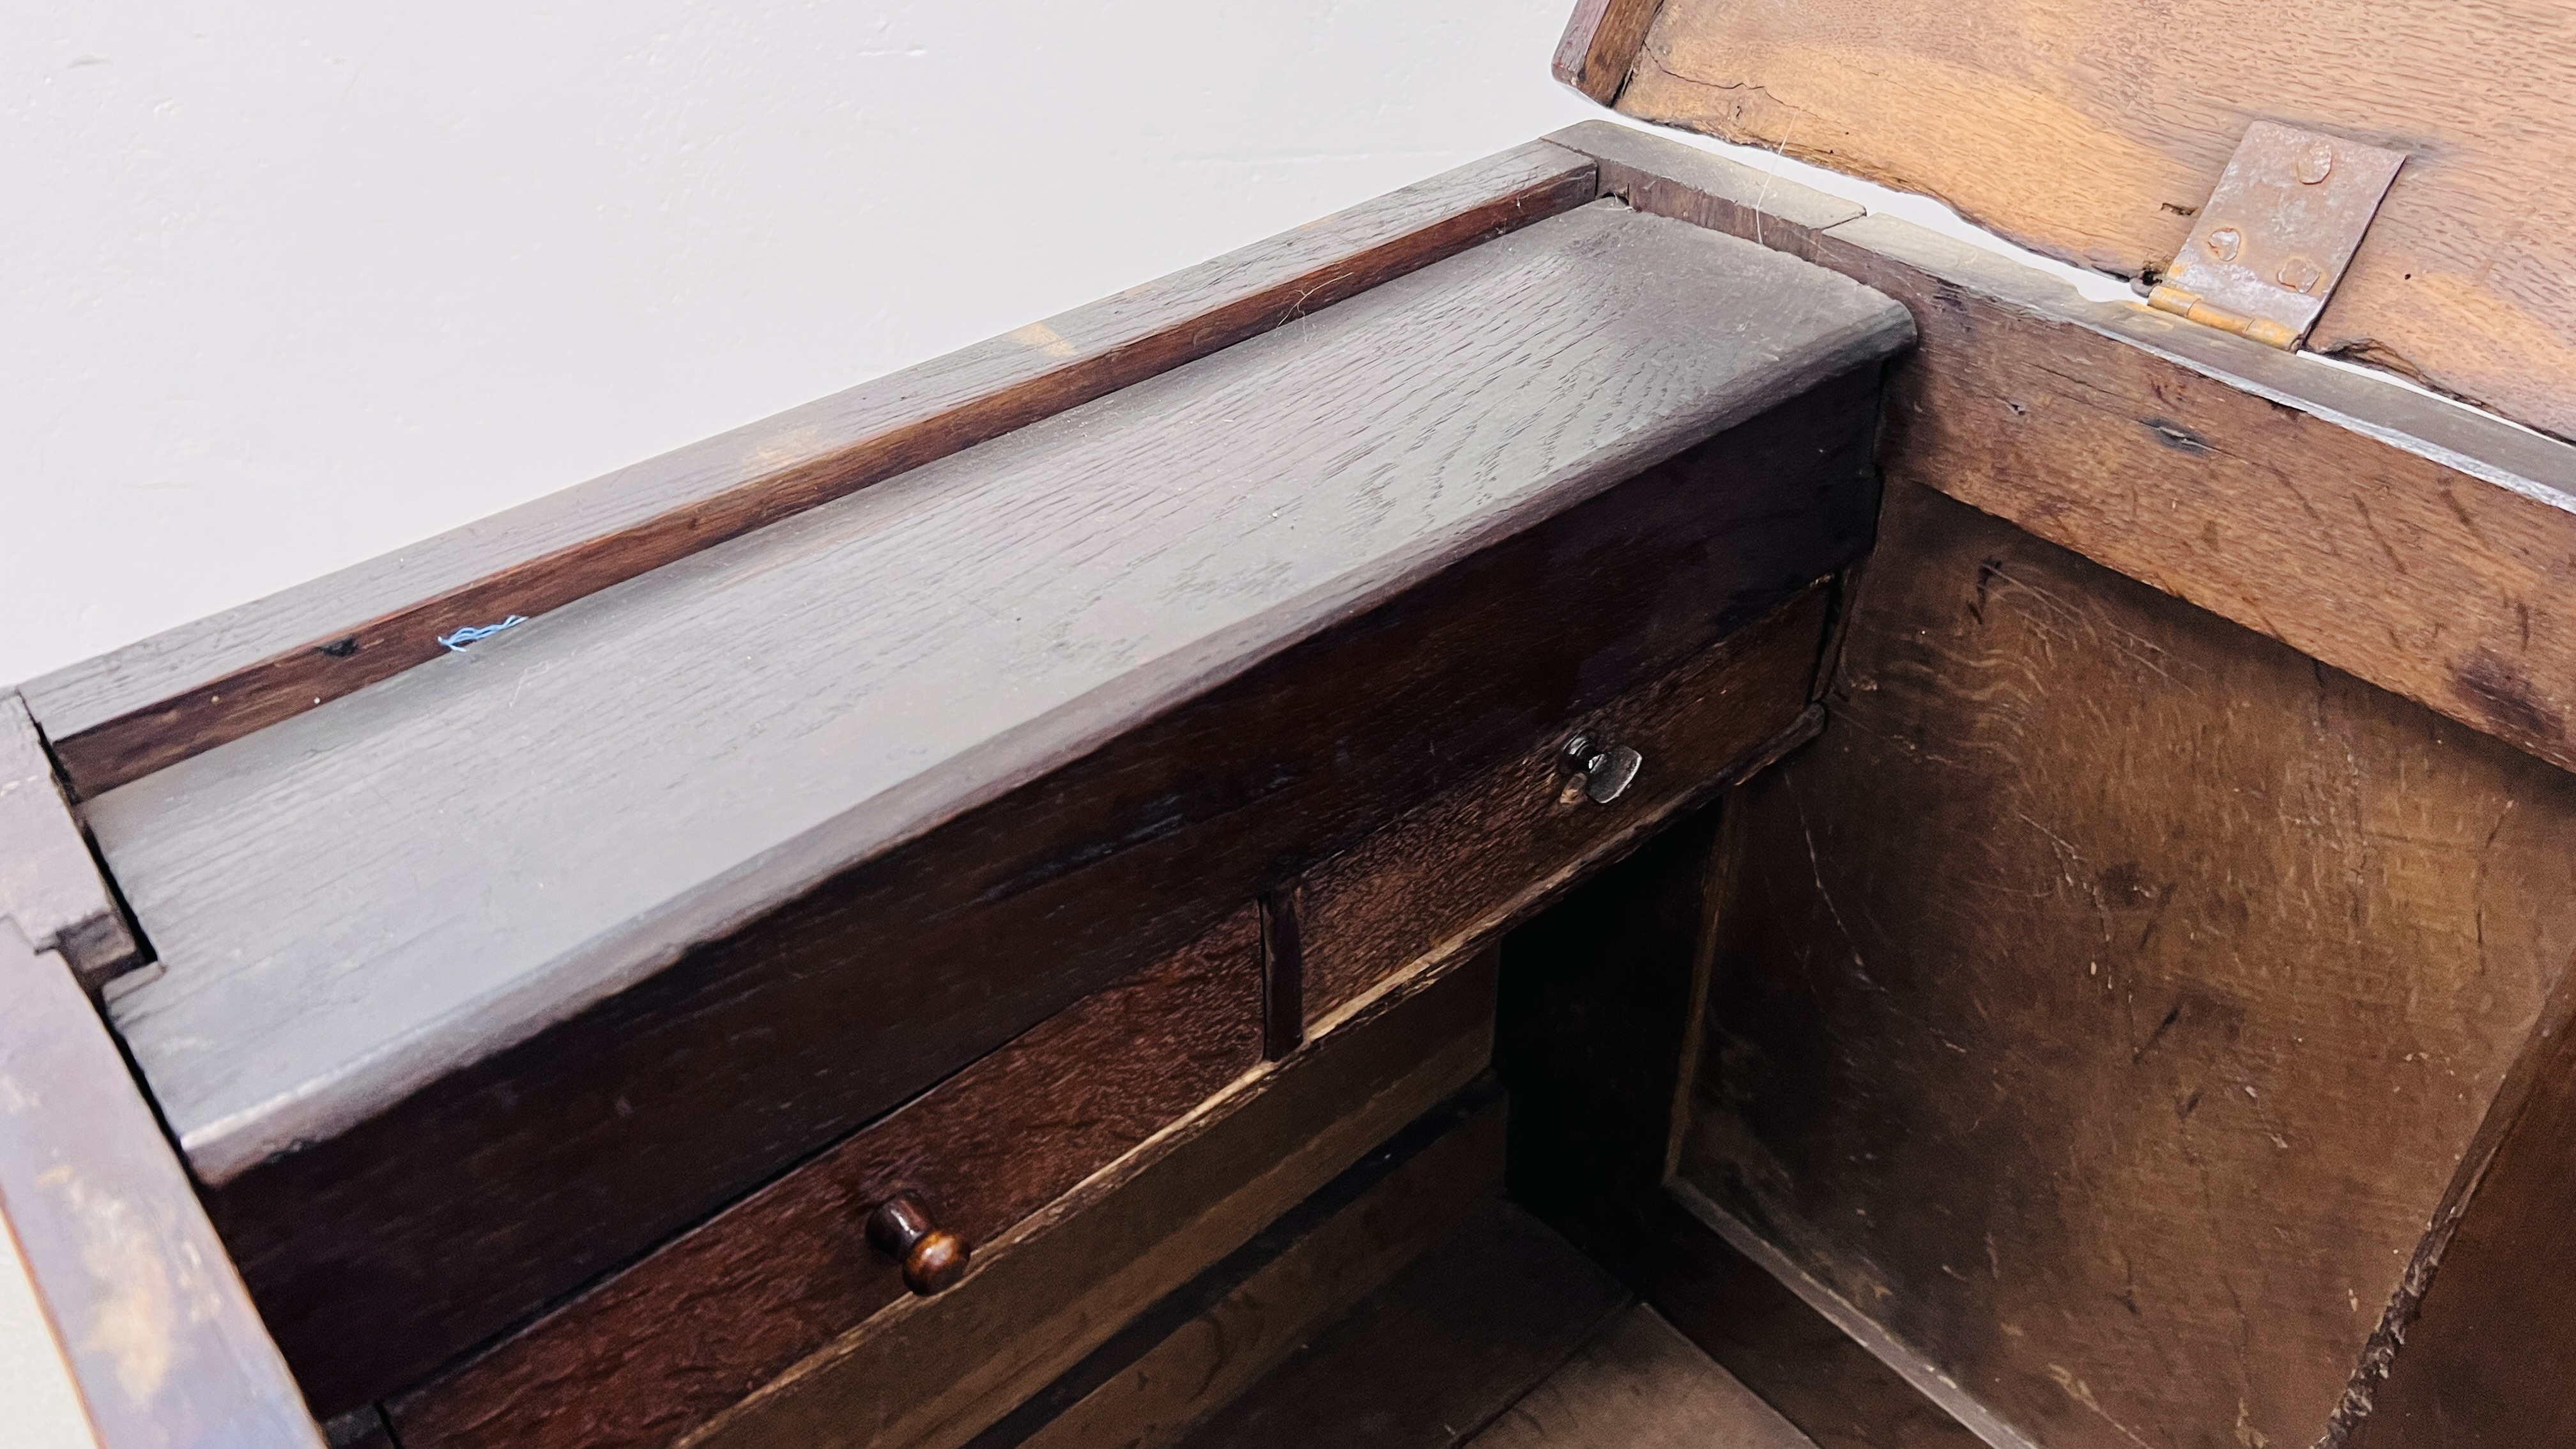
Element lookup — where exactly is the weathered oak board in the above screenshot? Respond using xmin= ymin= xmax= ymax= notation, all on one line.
xmin=1496 ymin=805 xmax=1988 ymax=1449
xmin=1551 ymin=0 xmax=1666 ymax=105
xmin=2341 ymin=977 xmax=2576 ymax=1448
xmin=1169 ymin=1200 xmax=1631 ymax=1449
xmin=390 ymin=913 xmax=1265 ymax=1449
xmin=677 ymin=942 xmax=1506 ymax=1449
xmin=0 ymin=693 xmax=135 ymax=988
xmin=1608 ymin=0 xmax=2576 ymax=440
xmin=1467 ymin=1305 xmax=1818 ymax=1449
xmin=88 ymin=200 xmax=1903 ymax=1413
xmin=993 ymin=1083 xmax=1507 ymax=1449
xmin=1678 ymin=480 xmax=2576 ymax=1449
xmin=24 ymin=141 xmax=1600 ymax=797
xmin=1549 ymin=120 xmax=2576 ymax=780
xmin=1556 ymin=1191 xmax=1987 ymax=1449
xmin=0 ymin=924 xmax=321 ymax=1449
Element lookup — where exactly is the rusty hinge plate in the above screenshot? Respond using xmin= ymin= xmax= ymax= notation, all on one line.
xmin=2149 ymin=121 xmax=2406 ymax=349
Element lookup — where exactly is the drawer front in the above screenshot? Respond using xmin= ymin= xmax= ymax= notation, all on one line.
xmin=389 ymin=908 xmax=1264 ymax=1449
xmin=208 ymin=369 xmax=1887 ymax=1415
xmin=1298 ymin=584 xmax=1831 ymax=1030
xmin=395 ymin=587 xmax=1833 ymax=1449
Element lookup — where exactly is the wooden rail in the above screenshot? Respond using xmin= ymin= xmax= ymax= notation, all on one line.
xmin=20 ymin=142 xmax=1598 ymax=799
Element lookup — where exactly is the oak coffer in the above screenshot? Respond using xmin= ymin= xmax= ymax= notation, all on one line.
xmin=8 ymin=7 xmax=2576 ymax=1448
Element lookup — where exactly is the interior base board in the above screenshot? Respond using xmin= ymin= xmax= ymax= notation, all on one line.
xmin=1666 ymin=1182 xmax=2040 ymax=1449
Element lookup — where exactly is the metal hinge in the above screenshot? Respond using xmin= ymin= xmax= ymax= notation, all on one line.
xmin=2147 ymin=120 xmax=2407 ymax=350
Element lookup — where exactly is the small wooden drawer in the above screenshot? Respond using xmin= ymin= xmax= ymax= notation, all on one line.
xmin=386 ymin=909 xmax=1264 ymax=1449
xmin=88 ymin=202 xmax=1899 ymax=1414
xmin=1297 ymin=585 xmax=1830 ymax=1031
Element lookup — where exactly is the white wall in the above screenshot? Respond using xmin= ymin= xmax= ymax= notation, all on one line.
xmin=3 ymin=2 xmax=1600 ymax=686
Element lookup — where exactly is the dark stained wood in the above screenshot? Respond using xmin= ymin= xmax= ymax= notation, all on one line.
xmin=1296 ymin=575 xmax=1835 ymax=1033
xmin=1551 ymin=122 xmax=1864 ymax=263
xmin=35 ymin=141 xmax=1607 ymax=793
xmin=27 ymin=142 xmax=1602 ymax=799
xmin=1544 ymin=119 xmax=2576 ymax=781
xmin=1609 ymin=0 xmax=2576 ymax=440
xmin=1170 ymin=1200 xmax=1630 ymax=1449
xmin=2340 ymin=984 xmax=2576 ymax=1448
xmin=388 ymin=910 xmax=1263 ymax=1449
xmin=1676 ymin=480 xmax=2576 ymax=1449
xmin=988 ymin=1081 xmax=1506 ymax=1449
xmin=677 ymin=942 xmax=1505 ymax=1449
xmin=1560 ymin=1192 xmax=1987 ymax=1449
xmin=321 ymin=1407 xmax=399 ymax=1449
xmin=1492 ymin=772 xmax=1981 ymax=1449
xmin=1551 ymin=0 xmax=1667 ymax=104
xmin=95 ymin=206 xmax=1904 ymax=1416
xmin=0 ymin=923 xmax=323 ymax=1449
xmin=1496 ymin=788 xmax=1724 ymax=1208
xmin=1466 ymin=1305 xmax=1818 ymax=1449
xmin=1260 ymin=894 xmax=1305 ymax=1061
xmin=0 ymin=692 xmax=136 ymax=989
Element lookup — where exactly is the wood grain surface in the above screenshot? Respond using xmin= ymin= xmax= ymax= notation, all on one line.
xmin=1611 ymin=0 xmax=2576 ymax=439
xmin=1677 ymin=481 xmax=2576 ymax=1449
xmin=1169 ymin=1200 xmax=1631 ymax=1449
xmin=388 ymin=910 xmax=1264 ymax=1449
xmin=1466 ymin=1305 xmax=1818 ymax=1449
xmin=1552 ymin=123 xmax=1862 ymax=265
xmin=675 ymin=942 xmax=1504 ymax=1449
xmin=1547 ymin=120 xmax=2576 ymax=780
xmin=0 ymin=923 xmax=323 ymax=1449
xmin=26 ymin=141 xmax=1600 ymax=797
xmin=0 ymin=693 xmax=135 ymax=988
xmin=998 ymin=1085 xmax=1506 ymax=1449
xmin=1297 ymin=578 xmax=1831 ymax=1030
xmin=1550 ymin=0 xmax=1666 ymax=104
xmin=1496 ymin=795 xmax=1984 ymax=1449
xmin=1556 ymin=1191 xmax=1986 ymax=1449
xmin=91 ymin=202 xmax=1904 ymax=1414
xmin=2339 ymin=979 xmax=2576 ymax=1448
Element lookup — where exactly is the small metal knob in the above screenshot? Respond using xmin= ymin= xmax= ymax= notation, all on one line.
xmin=1562 ymin=734 xmax=1643 ymax=804
xmin=867 ymin=1193 xmax=972 ymax=1296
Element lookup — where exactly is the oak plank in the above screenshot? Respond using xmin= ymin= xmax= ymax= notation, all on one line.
xmin=677 ymin=941 xmax=1505 ymax=1449
xmin=1545 ymin=120 xmax=2576 ymax=778
xmin=26 ymin=141 xmax=1601 ymax=797
xmin=1677 ymin=480 xmax=2576 ymax=1449
xmin=388 ymin=910 xmax=1265 ymax=1449
xmin=1550 ymin=0 xmax=1667 ymax=105
xmin=997 ymin=1084 xmax=1506 ymax=1449
xmin=321 ymin=1409 xmax=397 ymax=1449
xmin=89 ymin=202 xmax=1905 ymax=1413
xmin=1612 ymin=0 xmax=2576 ymax=438
xmin=1467 ymin=1305 xmax=1817 ymax=1449
xmin=0 ymin=693 xmax=135 ymax=989
xmin=1493 ymin=787 xmax=1984 ymax=1449
xmin=0 ymin=923 xmax=322 ymax=1449
xmin=1549 ymin=1192 xmax=1987 ymax=1449
xmin=2339 ymin=977 xmax=2576 ymax=1448
xmin=1169 ymin=1200 xmax=1630 ymax=1449
xmin=1550 ymin=121 xmax=1863 ymax=263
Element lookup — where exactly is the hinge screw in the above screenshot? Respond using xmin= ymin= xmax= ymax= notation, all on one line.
xmin=2205 ymin=227 xmax=2242 ymax=262
xmin=2295 ymin=141 xmax=2335 ymax=185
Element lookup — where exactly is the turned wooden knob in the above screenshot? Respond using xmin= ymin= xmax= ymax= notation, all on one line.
xmin=866 ymin=1194 xmax=972 ymax=1296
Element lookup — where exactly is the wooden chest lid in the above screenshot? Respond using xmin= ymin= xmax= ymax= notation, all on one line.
xmin=1560 ymin=0 xmax=2576 ymax=441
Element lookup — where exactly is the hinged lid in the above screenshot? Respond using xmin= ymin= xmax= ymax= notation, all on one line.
xmin=1574 ymin=0 xmax=2576 ymax=438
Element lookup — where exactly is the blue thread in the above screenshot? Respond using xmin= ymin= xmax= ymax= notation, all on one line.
xmin=438 ymin=615 xmax=530 ymax=652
